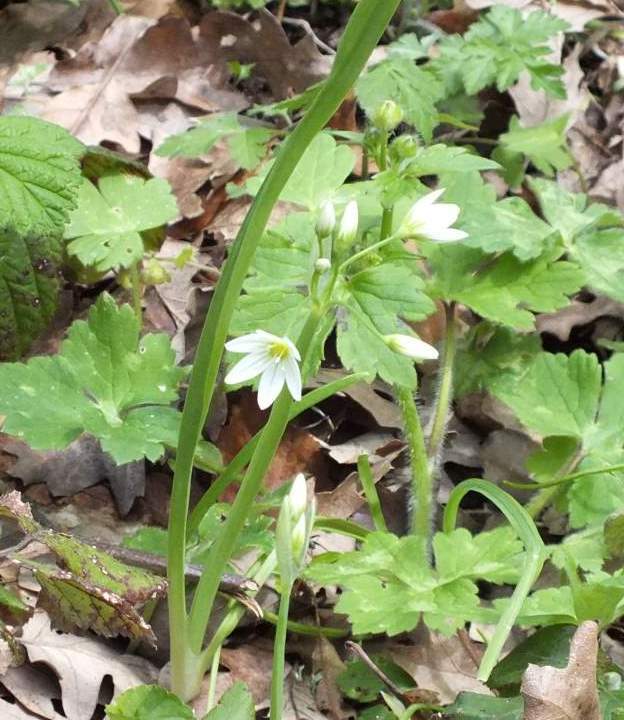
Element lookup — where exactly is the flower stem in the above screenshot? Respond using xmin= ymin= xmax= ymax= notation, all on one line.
xmin=167 ymin=0 xmax=402 ymax=699
xmin=270 ymin=582 xmax=293 ymax=720
xmin=395 ymin=385 xmax=432 ymax=550
xmin=262 ymin=611 xmax=348 ymax=638
xmin=427 ymin=302 xmax=457 ymax=460
xmin=206 ymin=645 xmax=221 ymax=712
xmin=357 ymin=454 xmax=388 ymax=532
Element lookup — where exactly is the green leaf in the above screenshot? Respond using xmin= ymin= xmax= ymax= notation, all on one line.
xmin=306 ymin=528 xmax=522 ymax=636
xmin=488 ymin=625 xmax=576 ymax=690
xmin=337 ymin=657 xmax=413 ymax=702
xmin=454 ymin=325 xmax=541 ymax=397
xmin=0 ymin=227 xmax=65 ymax=360
xmin=443 ymin=692 xmax=523 ymax=719
xmin=433 ymin=6 xmax=567 ymax=99
xmin=498 ymin=115 xmax=572 ymax=178
xmin=494 ymin=351 xmax=624 ymax=527
xmin=529 ymin=178 xmax=624 ymax=303
xmin=0 ymin=115 xmax=83 ymax=237
xmin=106 ymin=685 xmax=196 ymax=720
xmin=203 ymin=682 xmax=254 ymax=720
xmin=356 ymin=59 xmax=443 ymax=141
xmin=435 ymin=171 xmax=554 ymax=261
xmin=336 ymin=262 xmax=435 ymax=388
xmin=0 ymin=490 xmax=164 ymax=642
xmin=0 ymin=582 xmax=29 ymax=624
xmin=123 ymin=527 xmax=168 ymax=557
xmin=33 ymin=563 xmax=158 ymax=644
xmin=232 ymin=133 xmax=354 ymax=210
xmin=157 ymin=113 xmax=273 ymax=170
xmin=0 ymin=293 xmax=186 ymax=464
xmin=65 ymin=175 xmax=178 ymax=272
xmin=428 ymin=244 xmax=584 ymax=330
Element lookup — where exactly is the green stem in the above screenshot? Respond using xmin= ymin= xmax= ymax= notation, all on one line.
xmin=395 ymin=385 xmax=432 ymax=548
xmin=357 ymin=454 xmax=388 ymax=532
xmin=427 ymin=302 xmax=457 ymax=460
xmin=270 ymin=583 xmax=293 ymax=720
xmin=263 ymin=611 xmax=348 ymax=638
xmin=338 ymin=234 xmax=398 ymax=274
xmin=525 ymin=448 xmax=583 ymax=520
xmin=187 ymin=372 xmax=369 ymax=536
xmin=129 ymin=263 xmax=142 ymax=324
xmin=443 ymin=479 xmax=546 ymax=681
xmin=167 ymin=0 xmax=401 ymax=699
xmin=206 ymin=645 xmax=221 ymax=712
xmin=505 ymin=462 xmax=624 ymax=491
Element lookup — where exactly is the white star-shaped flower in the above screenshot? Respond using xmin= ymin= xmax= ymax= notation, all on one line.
xmin=225 ymin=330 xmax=302 ymax=410
xmin=399 ymin=188 xmax=468 ymax=243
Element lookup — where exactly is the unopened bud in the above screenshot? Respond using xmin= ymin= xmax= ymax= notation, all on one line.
xmin=141 ymin=258 xmax=171 ymax=286
xmin=316 ymin=202 xmax=336 ymax=239
xmin=291 ymin=514 xmax=307 ymax=558
xmin=287 ymin=473 xmax=307 ymax=520
xmin=335 ymin=201 xmax=359 ymax=251
xmin=390 ymin=135 xmax=419 ymax=163
xmin=315 ymin=258 xmax=331 ymax=273
xmin=385 ymin=333 xmax=439 ymax=361
xmin=372 ymin=100 xmax=404 ymax=133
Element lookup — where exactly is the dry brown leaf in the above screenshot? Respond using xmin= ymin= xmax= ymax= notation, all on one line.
xmin=521 ymin=621 xmax=600 ymax=720
xmin=313 ymin=637 xmax=354 ymax=720
xmin=1 ymin=665 xmax=64 ymax=720
xmin=221 ymin=642 xmax=277 ymax=706
xmin=19 ymin=612 xmax=158 ymax=720
xmin=537 ymin=296 xmax=624 ymax=341
xmin=0 ymin=698 xmax=43 ymax=719
xmin=2 ymin=436 xmax=145 ymax=516
xmin=44 ymin=15 xmax=244 ymax=152
xmin=199 ymin=9 xmax=331 ymax=100
xmin=387 ymin=629 xmax=492 ymax=704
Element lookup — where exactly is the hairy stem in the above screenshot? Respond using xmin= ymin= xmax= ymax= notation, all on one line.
xmin=357 ymin=454 xmax=388 ymax=532
xmin=427 ymin=302 xmax=457 ymax=460
xmin=396 ymin=385 xmax=432 ymax=551
xmin=525 ymin=447 xmax=584 ymax=520
xmin=128 ymin=262 xmax=142 ymax=324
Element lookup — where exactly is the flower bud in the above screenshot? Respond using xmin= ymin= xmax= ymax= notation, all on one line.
xmin=372 ymin=100 xmax=404 ymax=133
xmin=316 ymin=201 xmax=336 ymax=239
xmin=287 ymin=473 xmax=307 ymax=520
xmin=385 ymin=334 xmax=439 ymax=361
xmin=335 ymin=201 xmax=359 ymax=251
xmin=390 ymin=135 xmax=419 ymax=163
xmin=141 ymin=258 xmax=171 ymax=286
xmin=315 ymin=258 xmax=331 ymax=273
xmin=291 ymin=514 xmax=307 ymax=560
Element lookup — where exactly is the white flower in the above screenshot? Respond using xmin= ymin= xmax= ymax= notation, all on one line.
xmin=291 ymin=514 xmax=308 ymax=558
xmin=336 ymin=200 xmax=359 ymax=248
xmin=225 ymin=330 xmax=302 ymax=410
xmin=385 ymin=333 xmax=439 ymax=361
xmin=287 ymin=473 xmax=307 ymax=519
xmin=399 ymin=188 xmax=468 ymax=243
xmin=315 ymin=257 xmax=331 ymax=272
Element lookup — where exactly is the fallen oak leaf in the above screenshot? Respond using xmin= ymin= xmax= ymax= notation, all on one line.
xmin=20 ymin=612 xmax=158 ymax=720
xmin=521 ymin=621 xmax=600 ymax=720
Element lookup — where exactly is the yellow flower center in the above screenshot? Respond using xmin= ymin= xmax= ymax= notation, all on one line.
xmin=268 ymin=340 xmax=290 ymax=361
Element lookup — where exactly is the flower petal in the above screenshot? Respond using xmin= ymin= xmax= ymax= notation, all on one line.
xmin=411 ymin=188 xmax=446 ymax=215
xmin=426 ymin=227 xmax=468 ymax=242
xmin=225 ymin=352 xmax=271 ymax=385
xmin=423 ymin=203 xmax=460 ymax=231
xmin=225 ymin=332 xmax=268 ymax=353
xmin=281 ymin=336 xmax=301 ymax=362
xmin=257 ymin=363 xmax=285 ymax=409
xmin=283 ymin=355 xmax=302 ymax=401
